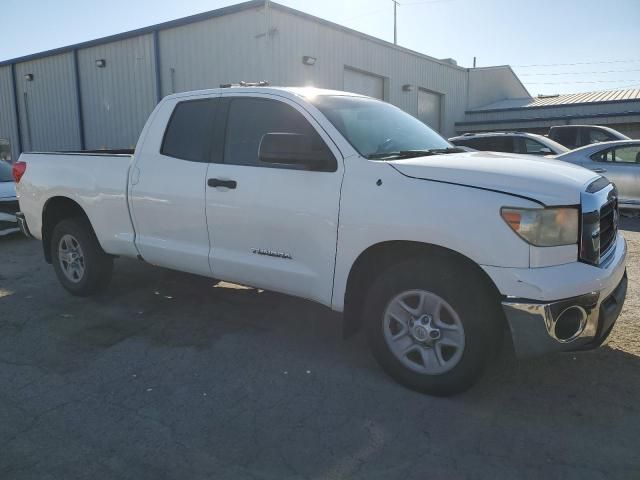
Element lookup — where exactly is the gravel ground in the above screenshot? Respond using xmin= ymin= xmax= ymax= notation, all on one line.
xmin=0 ymin=218 xmax=639 ymax=480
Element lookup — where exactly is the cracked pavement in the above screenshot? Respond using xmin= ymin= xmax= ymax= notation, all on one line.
xmin=1 ymin=218 xmax=639 ymax=479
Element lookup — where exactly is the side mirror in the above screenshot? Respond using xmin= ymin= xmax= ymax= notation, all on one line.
xmin=538 ymin=147 xmax=553 ymax=155
xmin=259 ymin=133 xmax=333 ymax=171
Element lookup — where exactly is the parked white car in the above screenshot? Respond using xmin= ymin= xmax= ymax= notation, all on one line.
xmin=0 ymin=160 xmax=19 ymax=236
xmin=556 ymin=140 xmax=640 ymax=210
xmin=14 ymin=87 xmax=628 ymax=395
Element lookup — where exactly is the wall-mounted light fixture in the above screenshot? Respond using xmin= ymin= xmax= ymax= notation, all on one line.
xmin=402 ymin=84 xmax=414 ymax=92
xmin=95 ymin=59 xmax=106 ymax=68
xmin=302 ymin=56 xmax=317 ymax=66
xmin=24 ymin=73 xmax=34 ymax=81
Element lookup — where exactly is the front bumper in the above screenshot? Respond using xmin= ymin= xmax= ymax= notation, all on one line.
xmin=494 ymin=234 xmax=628 ymax=357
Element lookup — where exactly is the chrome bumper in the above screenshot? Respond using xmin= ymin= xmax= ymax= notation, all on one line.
xmin=501 ymin=233 xmax=627 ymax=358
xmin=16 ymin=212 xmax=33 ymax=238
xmin=502 ymin=272 xmax=627 ymax=357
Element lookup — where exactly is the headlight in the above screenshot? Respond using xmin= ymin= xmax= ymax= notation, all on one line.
xmin=501 ymin=207 xmax=579 ymax=247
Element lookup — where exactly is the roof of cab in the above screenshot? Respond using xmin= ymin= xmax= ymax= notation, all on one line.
xmin=163 ymin=86 xmax=367 ymax=102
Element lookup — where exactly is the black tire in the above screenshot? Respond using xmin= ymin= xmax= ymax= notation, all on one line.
xmin=364 ymin=255 xmax=502 ymax=396
xmin=51 ymin=217 xmax=114 ymax=296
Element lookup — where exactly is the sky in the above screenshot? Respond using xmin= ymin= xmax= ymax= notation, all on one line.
xmin=2 ymin=0 xmax=639 ymax=96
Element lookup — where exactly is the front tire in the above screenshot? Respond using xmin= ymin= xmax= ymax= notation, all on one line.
xmin=364 ymin=257 xmax=502 ymax=396
xmin=51 ymin=218 xmax=114 ymax=296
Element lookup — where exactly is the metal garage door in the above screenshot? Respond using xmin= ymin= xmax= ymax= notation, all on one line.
xmin=344 ymin=68 xmax=385 ymax=100
xmin=418 ymin=88 xmax=442 ymax=132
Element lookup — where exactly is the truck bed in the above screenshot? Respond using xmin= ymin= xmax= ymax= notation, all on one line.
xmin=17 ymin=151 xmax=138 ymax=258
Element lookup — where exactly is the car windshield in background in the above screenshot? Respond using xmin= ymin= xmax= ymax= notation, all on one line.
xmin=310 ymin=95 xmax=452 ymax=159
xmin=0 ymin=161 xmax=13 ymax=182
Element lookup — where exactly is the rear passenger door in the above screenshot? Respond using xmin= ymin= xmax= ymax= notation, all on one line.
xmin=205 ymin=94 xmax=344 ymax=305
xmin=129 ymin=95 xmax=219 ymax=276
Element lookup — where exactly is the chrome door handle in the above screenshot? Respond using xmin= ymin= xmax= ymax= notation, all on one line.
xmin=592 ymin=168 xmax=607 ymax=173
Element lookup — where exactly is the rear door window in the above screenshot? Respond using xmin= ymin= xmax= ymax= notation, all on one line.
xmin=0 ymin=139 xmax=10 ymax=162
xmin=161 ymin=99 xmax=219 ymax=162
xmin=517 ymin=138 xmax=549 ymax=155
xmin=553 ymin=127 xmax=578 ymax=148
xmin=469 ymin=136 xmax=513 ymax=153
xmin=586 ymin=128 xmax=614 ymax=145
xmin=0 ymin=160 xmax=12 ymax=182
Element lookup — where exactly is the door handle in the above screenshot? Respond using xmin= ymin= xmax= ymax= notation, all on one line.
xmin=208 ymin=178 xmax=237 ymax=189
xmin=592 ymin=168 xmax=607 ymax=173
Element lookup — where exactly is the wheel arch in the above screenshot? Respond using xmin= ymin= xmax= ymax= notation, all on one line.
xmin=342 ymin=241 xmax=504 ymax=338
xmin=41 ymin=196 xmax=96 ymax=263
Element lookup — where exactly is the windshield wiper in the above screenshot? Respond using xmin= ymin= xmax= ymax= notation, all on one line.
xmin=365 ymin=148 xmax=464 ymax=160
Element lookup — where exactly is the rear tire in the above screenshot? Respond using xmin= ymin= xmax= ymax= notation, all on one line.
xmin=51 ymin=217 xmax=113 ymax=296
xmin=364 ymin=256 xmax=502 ymax=396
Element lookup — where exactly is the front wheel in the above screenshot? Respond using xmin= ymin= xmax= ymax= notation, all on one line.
xmin=51 ymin=218 xmax=114 ymax=296
xmin=364 ymin=257 xmax=502 ymax=396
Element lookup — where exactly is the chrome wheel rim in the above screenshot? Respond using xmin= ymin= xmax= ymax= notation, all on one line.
xmin=383 ymin=289 xmax=465 ymax=375
xmin=58 ymin=234 xmax=85 ymax=283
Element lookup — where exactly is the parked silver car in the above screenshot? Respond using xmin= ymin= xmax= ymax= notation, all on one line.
xmin=556 ymin=140 xmax=640 ymax=210
xmin=0 ymin=160 xmax=20 ymax=236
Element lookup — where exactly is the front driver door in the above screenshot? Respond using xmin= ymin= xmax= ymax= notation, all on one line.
xmin=205 ymin=94 xmax=344 ymax=305
xmin=129 ymin=95 xmax=219 ymax=276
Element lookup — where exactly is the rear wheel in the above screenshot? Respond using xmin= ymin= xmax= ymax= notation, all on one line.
xmin=364 ymin=257 xmax=501 ymax=396
xmin=51 ymin=218 xmax=113 ymax=296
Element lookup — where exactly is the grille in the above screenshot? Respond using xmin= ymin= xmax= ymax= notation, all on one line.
xmin=580 ymin=180 xmax=617 ymax=266
xmin=599 ymin=199 xmax=617 ymax=257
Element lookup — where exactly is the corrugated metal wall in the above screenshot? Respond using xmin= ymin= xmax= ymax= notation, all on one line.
xmin=78 ymin=35 xmax=158 ymax=149
xmin=267 ymin=8 xmax=469 ymax=137
xmin=14 ymin=53 xmax=81 ymax=151
xmin=0 ymin=3 xmax=527 ymax=154
xmin=0 ymin=66 xmax=20 ymax=161
xmin=158 ymin=9 xmax=267 ymax=95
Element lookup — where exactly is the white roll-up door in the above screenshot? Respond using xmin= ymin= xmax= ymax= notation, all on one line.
xmin=344 ymin=68 xmax=385 ymax=100
xmin=418 ymin=88 xmax=442 ymax=132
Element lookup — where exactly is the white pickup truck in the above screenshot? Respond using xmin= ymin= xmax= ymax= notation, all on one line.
xmin=14 ymin=86 xmax=628 ymax=396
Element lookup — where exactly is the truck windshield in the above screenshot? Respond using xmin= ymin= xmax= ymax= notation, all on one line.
xmin=310 ymin=95 xmax=452 ymax=159
xmin=0 ymin=160 xmax=12 ymax=182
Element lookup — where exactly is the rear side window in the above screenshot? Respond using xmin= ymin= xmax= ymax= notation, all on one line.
xmin=161 ymin=99 xmax=218 ymax=162
xmin=518 ymin=138 xmax=548 ymax=155
xmin=0 ymin=160 xmax=12 ymax=182
xmin=593 ymin=145 xmax=640 ymax=164
xmin=552 ymin=127 xmax=578 ymax=148
xmin=223 ymin=97 xmax=335 ymax=169
xmin=587 ymin=128 xmax=614 ymax=144
xmin=465 ymin=136 xmax=514 ymax=153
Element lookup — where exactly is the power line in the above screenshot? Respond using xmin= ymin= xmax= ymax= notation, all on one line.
xmin=526 ymin=79 xmax=640 ymax=85
xmin=514 ymin=59 xmax=640 ymax=68
xmin=519 ymin=68 xmax=640 ymax=76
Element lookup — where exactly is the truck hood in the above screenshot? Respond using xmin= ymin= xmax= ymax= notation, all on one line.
xmin=388 ymin=151 xmax=599 ymax=206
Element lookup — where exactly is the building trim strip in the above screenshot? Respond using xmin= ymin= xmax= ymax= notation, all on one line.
xmin=466 ymin=98 xmax=640 ymax=115
xmin=72 ymin=49 xmax=86 ymax=150
xmin=153 ymin=31 xmax=162 ymax=103
xmin=455 ymin=110 xmax=640 ymax=127
xmin=9 ymin=64 xmax=22 ymax=155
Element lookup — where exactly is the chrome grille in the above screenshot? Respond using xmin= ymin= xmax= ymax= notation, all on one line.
xmin=599 ymin=199 xmax=617 ymax=257
xmin=580 ymin=180 xmax=618 ymax=266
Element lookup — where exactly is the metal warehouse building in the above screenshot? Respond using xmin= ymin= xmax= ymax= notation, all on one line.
xmin=458 ymin=88 xmax=640 ymax=138
xmin=0 ymin=0 xmax=530 ymax=161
